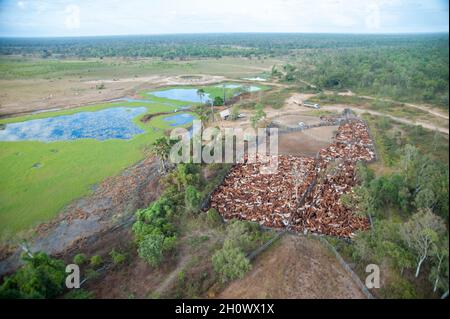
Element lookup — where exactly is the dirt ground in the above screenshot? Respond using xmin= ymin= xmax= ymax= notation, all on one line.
xmin=0 ymin=74 xmax=225 ymax=117
xmin=278 ymin=126 xmax=338 ymax=157
xmin=83 ymin=223 xmax=225 ymax=299
xmin=272 ymin=114 xmax=322 ymax=128
xmin=217 ymin=234 xmax=367 ymax=299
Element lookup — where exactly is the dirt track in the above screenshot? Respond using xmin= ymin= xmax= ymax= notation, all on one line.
xmin=320 ymin=104 xmax=449 ymax=135
xmin=217 ymin=234 xmax=367 ymax=299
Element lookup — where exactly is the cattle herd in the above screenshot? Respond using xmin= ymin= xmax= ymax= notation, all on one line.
xmin=210 ymin=119 xmax=376 ymax=238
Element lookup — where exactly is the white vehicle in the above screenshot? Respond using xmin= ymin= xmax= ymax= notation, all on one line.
xmin=304 ymin=102 xmax=320 ymax=109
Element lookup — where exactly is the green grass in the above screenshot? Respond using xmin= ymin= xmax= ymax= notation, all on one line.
xmin=0 ymin=82 xmax=266 ymax=236
xmin=0 ymin=97 xmax=200 ymax=237
xmin=0 ymin=56 xmax=279 ymax=80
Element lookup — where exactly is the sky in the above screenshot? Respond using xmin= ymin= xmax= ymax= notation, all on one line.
xmin=0 ymin=0 xmax=448 ymax=37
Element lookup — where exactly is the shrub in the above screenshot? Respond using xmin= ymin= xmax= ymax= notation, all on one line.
xmin=132 ymin=197 xmax=176 ymax=243
xmin=90 ymin=255 xmax=103 ymax=268
xmin=213 ymin=96 xmax=224 ymax=106
xmin=73 ymin=253 xmax=87 ymax=266
xmin=109 ymin=249 xmax=126 ymax=265
xmin=225 ymin=220 xmax=261 ymax=252
xmin=206 ymin=208 xmax=223 ymax=227
xmin=138 ymin=233 xmax=177 ymax=267
xmin=0 ymin=252 xmax=66 ymax=299
xmin=212 ymin=246 xmax=251 ymax=283
xmin=185 ymin=185 xmax=202 ymax=213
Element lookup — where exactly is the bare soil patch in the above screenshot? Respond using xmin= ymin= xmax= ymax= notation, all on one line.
xmin=0 ymin=74 xmax=225 ymax=117
xmin=217 ymin=234 xmax=367 ymax=299
xmin=278 ymin=126 xmax=338 ymax=157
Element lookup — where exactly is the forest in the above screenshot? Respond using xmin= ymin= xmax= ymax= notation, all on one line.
xmin=294 ymin=40 xmax=449 ymax=108
xmin=1 ymin=33 xmax=447 ymax=59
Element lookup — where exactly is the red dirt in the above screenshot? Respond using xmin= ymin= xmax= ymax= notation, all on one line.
xmin=217 ymin=234 xmax=367 ymax=299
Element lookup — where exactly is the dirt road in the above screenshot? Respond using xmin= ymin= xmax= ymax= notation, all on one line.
xmin=320 ymin=104 xmax=449 ymax=135
xmin=357 ymin=94 xmax=449 ymax=121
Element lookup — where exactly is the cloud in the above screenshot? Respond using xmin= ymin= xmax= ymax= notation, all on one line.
xmin=64 ymin=4 xmax=80 ymax=29
xmin=365 ymin=1 xmax=381 ymax=30
xmin=17 ymin=1 xmax=26 ymax=9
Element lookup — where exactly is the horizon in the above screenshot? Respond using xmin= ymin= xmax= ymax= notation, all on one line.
xmin=0 ymin=0 xmax=448 ymax=37
xmin=0 ymin=30 xmax=449 ymax=40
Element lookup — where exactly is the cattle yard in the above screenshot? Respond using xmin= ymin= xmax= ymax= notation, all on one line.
xmin=210 ymin=117 xmax=376 ymax=238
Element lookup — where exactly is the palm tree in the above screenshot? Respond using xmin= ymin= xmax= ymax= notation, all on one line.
xmin=197 ymin=88 xmax=205 ymax=104
xmin=153 ymin=136 xmax=172 ymax=173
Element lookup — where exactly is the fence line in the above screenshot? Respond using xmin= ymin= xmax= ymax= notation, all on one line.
xmin=246 ymin=230 xmax=286 ymax=261
xmin=318 ymin=236 xmax=375 ymax=299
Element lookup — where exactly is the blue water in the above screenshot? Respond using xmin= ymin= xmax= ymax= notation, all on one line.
xmin=215 ymin=84 xmax=262 ymax=92
xmin=215 ymin=84 xmax=242 ymax=89
xmin=0 ymin=107 xmax=147 ymax=142
xmin=247 ymin=86 xmax=262 ymax=92
xmin=150 ymin=89 xmax=211 ymax=103
xmin=112 ymin=97 xmax=155 ymax=103
xmin=163 ymin=113 xmax=195 ymax=126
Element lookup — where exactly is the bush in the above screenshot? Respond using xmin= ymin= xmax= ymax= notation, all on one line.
xmin=225 ymin=220 xmax=261 ymax=253
xmin=213 ymin=96 xmax=224 ymax=106
xmin=138 ymin=233 xmax=177 ymax=267
xmin=109 ymin=249 xmax=126 ymax=265
xmin=90 ymin=255 xmax=103 ymax=268
xmin=132 ymin=197 xmax=176 ymax=243
xmin=73 ymin=253 xmax=87 ymax=266
xmin=206 ymin=208 xmax=223 ymax=227
xmin=212 ymin=246 xmax=251 ymax=283
xmin=0 ymin=252 xmax=66 ymax=299
xmin=185 ymin=185 xmax=202 ymax=213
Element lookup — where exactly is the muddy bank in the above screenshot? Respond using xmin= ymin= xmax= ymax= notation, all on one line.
xmin=0 ymin=156 xmax=163 ymax=276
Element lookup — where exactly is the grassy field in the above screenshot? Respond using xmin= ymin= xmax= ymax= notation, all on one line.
xmin=0 ymin=100 xmax=191 ymax=237
xmin=0 ymin=81 xmax=266 ymax=237
xmin=0 ymin=56 xmax=280 ymax=80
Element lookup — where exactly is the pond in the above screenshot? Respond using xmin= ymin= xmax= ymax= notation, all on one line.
xmin=163 ymin=113 xmax=195 ymax=126
xmin=0 ymin=107 xmax=147 ymax=142
xmin=149 ymin=88 xmax=211 ymax=103
xmin=215 ymin=84 xmax=262 ymax=92
xmin=243 ymin=77 xmax=267 ymax=82
xmin=215 ymin=84 xmax=242 ymax=89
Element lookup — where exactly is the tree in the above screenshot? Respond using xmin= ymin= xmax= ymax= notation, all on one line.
xmin=224 ymin=220 xmax=261 ymax=253
xmin=138 ymin=233 xmax=176 ymax=267
xmin=138 ymin=233 xmax=165 ymax=267
xmin=282 ymin=64 xmax=297 ymax=81
xmin=250 ymin=103 xmax=266 ymax=130
xmin=184 ymin=185 xmax=202 ymax=213
xmin=213 ymin=96 xmax=224 ymax=106
xmin=197 ymin=88 xmax=205 ymax=104
xmin=169 ymin=163 xmax=200 ymax=191
xmin=429 ymin=236 xmax=449 ymax=294
xmin=0 ymin=252 xmax=66 ymax=299
xmin=212 ymin=244 xmax=251 ymax=283
xmin=153 ymin=136 xmax=172 ymax=173
xmin=400 ymin=209 xmax=446 ymax=278
xmin=229 ymin=105 xmax=240 ymax=121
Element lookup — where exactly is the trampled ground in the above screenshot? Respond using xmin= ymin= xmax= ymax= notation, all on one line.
xmin=217 ymin=234 xmax=367 ymax=299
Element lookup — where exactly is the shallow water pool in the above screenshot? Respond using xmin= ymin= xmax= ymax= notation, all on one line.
xmin=163 ymin=113 xmax=195 ymax=126
xmin=150 ymin=88 xmax=211 ymax=103
xmin=0 ymin=107 xmax=147 ymax=142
